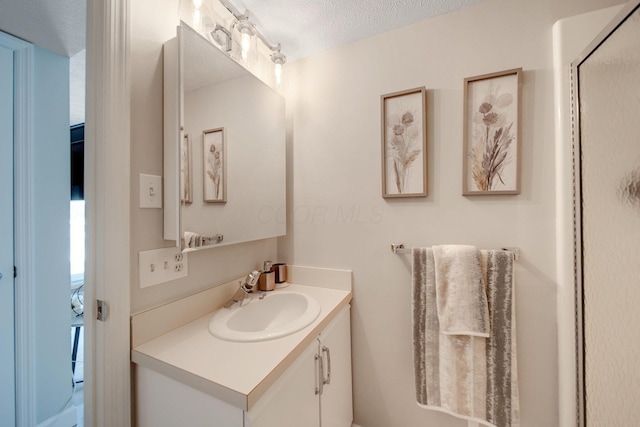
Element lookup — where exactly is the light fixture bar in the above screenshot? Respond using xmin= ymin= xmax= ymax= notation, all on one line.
xmin=217 ymin=0 xmax=284 ymax=53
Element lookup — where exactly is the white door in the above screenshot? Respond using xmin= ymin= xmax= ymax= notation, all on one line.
xmin=0 ymin=42 xmax=16 ymax=426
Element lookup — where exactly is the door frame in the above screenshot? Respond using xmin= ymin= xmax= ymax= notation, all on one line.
xmin=84 ymin=0 xmax=132 ymax=425
xmin=0 ymin=33 xmax=19 ymax=427
xmin=0 ymin=30 xmax=38 ymax=426
xmin=571 ymin=1 xmax=640 ymax=426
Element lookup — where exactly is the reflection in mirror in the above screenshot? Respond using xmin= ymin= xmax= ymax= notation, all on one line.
xmin=166 ymin=22 xmax=286 ymax=252
xmin=573 ymin=2 xmax=640 ymax=425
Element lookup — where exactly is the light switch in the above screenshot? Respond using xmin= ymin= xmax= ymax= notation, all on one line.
xmin=139 ymin=174 xmax=162 ymax=208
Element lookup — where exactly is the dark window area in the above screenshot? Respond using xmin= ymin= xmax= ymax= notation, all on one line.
xmin=70 ymin=123 xmax=84 ymax=200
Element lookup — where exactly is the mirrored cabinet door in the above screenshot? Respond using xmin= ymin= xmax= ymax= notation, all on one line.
xmin=164 ymin=22 xmax=286 ymax=252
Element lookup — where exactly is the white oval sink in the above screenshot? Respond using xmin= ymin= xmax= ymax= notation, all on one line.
xmin=209 ymin=291 xmax=321 ymax=342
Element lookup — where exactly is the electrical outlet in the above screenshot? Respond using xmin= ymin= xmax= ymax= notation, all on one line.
xmin=139 ymin=247 xmax=188 ymax=288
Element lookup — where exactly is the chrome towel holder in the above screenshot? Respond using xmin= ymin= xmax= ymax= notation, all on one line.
xmin=390 ymin=243 xmax=520 ymax=261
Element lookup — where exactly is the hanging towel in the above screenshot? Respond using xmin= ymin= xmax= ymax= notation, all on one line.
xmin=412 ymin=248 xmax=519 ymax=427
xmin=432 ymin=245 xmax=490 ymax=337
xmin=183 ymin=231 xmax=203 ymax=248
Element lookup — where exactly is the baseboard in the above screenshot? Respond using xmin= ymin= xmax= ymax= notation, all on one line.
xmin=352 ymin=424 xmax=364 ymax=427
xmin=37 ymin=406 xmax=77 ymax=427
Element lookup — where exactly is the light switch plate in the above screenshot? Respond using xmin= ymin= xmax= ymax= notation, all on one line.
xmin=139 ymin=174 xmax=162 ymax=208
xmin=139 ymin=247 xmax=188 ymax=288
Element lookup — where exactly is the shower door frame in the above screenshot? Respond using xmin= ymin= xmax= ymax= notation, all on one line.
xmin=571 ymin=1 xmax=640 ymax=426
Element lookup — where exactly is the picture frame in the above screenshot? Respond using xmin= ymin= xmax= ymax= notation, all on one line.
xmin=462 ymin=68 xmax=522 ymax=195
xmin=180 ymin=133 xmax=192 ymax=204
xmin=203 ymin=127 xmax=226 ymax=203
xmin=381 ymin=87 xmax=427 ymax=198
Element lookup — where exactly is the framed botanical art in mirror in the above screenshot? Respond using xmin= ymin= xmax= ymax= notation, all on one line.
xmin=462 ymin=68 xmax=522 ymax=195
xmin=381 ymin=86 xmax=427 ymax=198
xmin=180 ymin=133 xmax=192 ymax=203
xmin=203 ymin=127 xmax=226 ymax=203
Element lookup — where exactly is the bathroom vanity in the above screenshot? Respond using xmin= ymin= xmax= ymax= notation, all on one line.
xmin=131 ymin=266 xmax=353 ymax=427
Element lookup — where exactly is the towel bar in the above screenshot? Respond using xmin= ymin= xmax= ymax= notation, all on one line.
xmin=390 ymin=243 xmax=520 ymax=261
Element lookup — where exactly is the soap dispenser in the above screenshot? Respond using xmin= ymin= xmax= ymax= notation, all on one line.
xmin=258 ymin=261 xmax=276 ymax=291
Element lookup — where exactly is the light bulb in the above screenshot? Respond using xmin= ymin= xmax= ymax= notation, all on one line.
xmin=236 ymin=15 xmax=254 ymax=63
xmin=274 ymin=63 xmax=283 ymax=87
xmin=241 ymin=32 xmax=251 ymax=61
xmin=192 ymin=0 xmax=203 ymax=30
xmin=271 ymin=49 xmax=286 ymax=89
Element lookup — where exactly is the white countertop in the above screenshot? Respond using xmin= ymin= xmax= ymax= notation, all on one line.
xmin=132 ymin=283 xmax=352 ymax=411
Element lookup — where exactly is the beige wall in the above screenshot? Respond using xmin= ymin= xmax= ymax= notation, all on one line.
xmin=281 ymin=0 xmax=623 ymax=426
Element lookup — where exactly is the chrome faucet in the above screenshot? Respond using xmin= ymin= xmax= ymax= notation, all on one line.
xmin=224 ymin=270 xmax=265 ymax=308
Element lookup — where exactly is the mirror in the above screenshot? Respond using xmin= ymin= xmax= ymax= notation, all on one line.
xmin=572 ymin=2 xmax=640 ymax=425
xmin=164 ymin=22 xmax=286 ymax=251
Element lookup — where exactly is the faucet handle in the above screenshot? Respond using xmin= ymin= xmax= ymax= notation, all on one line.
xmin=249 ymin=270 xmax=261 ymax=284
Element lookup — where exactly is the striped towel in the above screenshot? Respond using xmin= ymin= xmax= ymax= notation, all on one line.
xmin=412 ymin=247 xmax=519 ymax=427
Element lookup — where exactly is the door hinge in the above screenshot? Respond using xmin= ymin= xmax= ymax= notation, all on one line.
xmin=14 ymin=266 xmax=16 ymax=278
xmin=97 ymin=299 xmax=108 ymax=321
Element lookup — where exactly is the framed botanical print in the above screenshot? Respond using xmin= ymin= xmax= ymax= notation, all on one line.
xmin=381 ymin=87 xmax=428 ymax=198
xmin=463 ymin=68 xmax=522 ymax=195
xmin=203 ymin=127 xmax=226 ymax=203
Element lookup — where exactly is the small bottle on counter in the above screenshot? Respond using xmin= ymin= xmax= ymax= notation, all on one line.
xmin=258 ymin=260 xmax=276 ymax=291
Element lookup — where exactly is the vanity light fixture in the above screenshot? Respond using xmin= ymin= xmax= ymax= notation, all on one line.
xmin=270 ymin=46 xmax=286 ymax=88
xmin=210 ymin=24 xmax=232 ymax=52
xmin=213 ymin=0 xmax=289 ymax=88
xmin=235 ymin=14 xmax=255 ymax=62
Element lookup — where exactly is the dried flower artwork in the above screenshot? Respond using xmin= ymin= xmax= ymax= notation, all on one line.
xmin=203 ymin=127 xmax=226 ymax=203
xmin=463 ymin=68 xmax=522 ymax=195
xmin=381 ymin=87 xmax=427 ymax=198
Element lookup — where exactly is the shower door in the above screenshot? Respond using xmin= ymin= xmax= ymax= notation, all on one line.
xmin=573 ymin=1 xmax=640 ymax=426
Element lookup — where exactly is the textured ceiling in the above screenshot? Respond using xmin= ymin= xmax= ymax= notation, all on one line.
xmin=0 ymin=0 xmax=86 ymax=57
xmin=0 ymin=0 xmax=485 ymax=124
xmin=227 ymin=0 xmax=486 ymax=60
xmin=0 ymin=0 xmax=485 ymax=60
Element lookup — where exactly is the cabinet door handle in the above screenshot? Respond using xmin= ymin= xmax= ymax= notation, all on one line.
xmin=315 ymin=352 xmax=323 ymax=395
xmin=322 ymin=346 xmax=331 ymax=386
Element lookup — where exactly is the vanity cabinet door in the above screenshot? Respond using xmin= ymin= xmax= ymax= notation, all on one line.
xmin=246 ymin=305 xmax=353 ymax=427
xmin=136 ymin=365 xmax=244 ymax=427
xmin=319 ymin=305 xmax=353 ymax=427
xmin=245 ymin=336 xmax=320 ymax=427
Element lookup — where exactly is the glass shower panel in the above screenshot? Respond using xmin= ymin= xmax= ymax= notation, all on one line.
xmin=578 ymin=6 xmax=640 ymax=425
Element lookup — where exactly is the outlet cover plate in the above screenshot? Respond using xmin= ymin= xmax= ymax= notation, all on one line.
xmin=139 ymin=174 xmax=162 ymax=208
xmin=139 ymin=247 xmax=188 ymax=288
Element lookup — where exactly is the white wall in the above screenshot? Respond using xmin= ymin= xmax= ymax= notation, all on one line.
xmin=282 ymin=0 xmax=623 ymax=426
xmin=32 ymin=45 xmax=72 ymax=423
